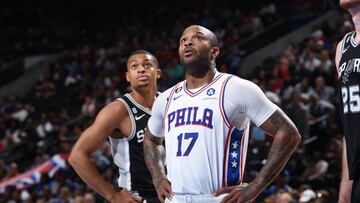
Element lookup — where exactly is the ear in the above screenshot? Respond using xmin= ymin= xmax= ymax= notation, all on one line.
xmin=211 ymin=47 xmax=220 ymax=60
xmin=126 ymin=71 xmax=130 ymax=82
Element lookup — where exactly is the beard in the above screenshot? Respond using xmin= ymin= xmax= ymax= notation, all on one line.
xmin=180 ymin=52 xmax=212 ymax=78
xmin=340 ymin=0 xmax=360 ymax=9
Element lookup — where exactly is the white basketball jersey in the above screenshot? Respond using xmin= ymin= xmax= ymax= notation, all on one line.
xmin=163 ymin=73 xmax=249 ymax=195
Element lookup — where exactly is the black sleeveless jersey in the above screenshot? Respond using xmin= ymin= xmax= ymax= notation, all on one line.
xmin=109 ymin=93 xmax=156 ymax=193
xmin=339 ymin=31 xmax=360 ymax=180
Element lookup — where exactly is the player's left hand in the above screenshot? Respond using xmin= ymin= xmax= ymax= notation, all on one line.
xmin=213 ymin=183 xmax=257 ymax=203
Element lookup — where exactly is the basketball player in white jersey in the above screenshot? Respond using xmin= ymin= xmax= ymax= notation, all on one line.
xmin=69 ymin=50 xmax=161 ymax=203
xmin=143 ymin=25 xmax=301 ymax=203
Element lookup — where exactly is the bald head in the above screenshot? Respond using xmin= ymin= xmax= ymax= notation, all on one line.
xmin=178 ymin=24 xmax=220 ymax=76
xmin=183 ymin=25 xmax=219 ymax=47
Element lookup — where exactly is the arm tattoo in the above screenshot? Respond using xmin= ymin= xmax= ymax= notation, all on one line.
xmin=253 ymin=110 xmax=301 ymax=192
xmin=143 ymin=128 xmax=167 ymax=182
xmin=260 ymin=110 xmax=287 ymax=136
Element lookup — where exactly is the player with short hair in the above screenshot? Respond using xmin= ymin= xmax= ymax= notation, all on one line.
xmin=144 ymin=25 xmax=301 ymax=203
xmin=336 ymin=1 xmax=360 ymax=202
xmin=69 ymin=50 xmax=161 ymax=203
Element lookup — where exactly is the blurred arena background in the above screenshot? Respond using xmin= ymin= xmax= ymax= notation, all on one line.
xmin=0 ymin=0 xmax=349 ymax=202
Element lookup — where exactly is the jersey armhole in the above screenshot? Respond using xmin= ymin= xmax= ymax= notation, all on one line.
xmin=342 ymin=31 xmax=355 ymax=54
xmin=341 ymin=33 xmax=346 ymax=54
xmin=164 ymin=83 xmax=181 ymax=118
xmin=219 ymin=75 xmax=233 ymax=128
xmin=117 ymin=98 xmax=136 ymax=140
xmin=337 ymin=32 xmax=352 ymax=75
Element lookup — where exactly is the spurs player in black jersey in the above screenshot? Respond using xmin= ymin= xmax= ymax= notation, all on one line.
xmin=69 ymin=50 xmax=161 ymax=203
xmin=336 ymin=1 xmax=360 ymax=202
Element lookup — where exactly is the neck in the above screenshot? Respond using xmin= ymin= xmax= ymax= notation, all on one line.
xmin=130 ymin=87 xmax=156 ymax=109
xmin=186 ymin=67 xmax=216 ymax=89
xmin=350 ymin=6 xmax=360 ymax=42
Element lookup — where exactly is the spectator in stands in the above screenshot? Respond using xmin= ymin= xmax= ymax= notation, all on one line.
xmin=83 ymin=192 xmax=96 ymax=203
xmin=226 ymin=44 xmax=243 ymax=74
xmin=303 ymin=151 xmax=329 ymax=188
xmin=286 ymin=90 xmax=309 ymax=138
xmin=314 ymin=76 xmax=335 ymax=102
xmin=81 ymin=96 xmax=97 ymax=117
xmin=274 ymin=190 xmax=294 ymax=203
xmin=295 ymin=77 xmax=316 ymax=99
xmin=319 ymin=50 xmax=333 ymax=74
xmin=298 ymin=188 xmax=316 ymax=203
xmin=307 ymin=92 xmax=335 ymax=152
xmin=304 ymin=51 xmax=321 ymax=73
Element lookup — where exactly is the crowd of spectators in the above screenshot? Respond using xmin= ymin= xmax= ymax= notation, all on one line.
xmin=0 ymin=0 xmax=346 ymax=202
xmin=1 ymin=0 xmax=299 ymax=87
xmin=244 ymin=10 xmax=354 ymax=203
xmin=0 ymin=0 xmax=328 ymax=64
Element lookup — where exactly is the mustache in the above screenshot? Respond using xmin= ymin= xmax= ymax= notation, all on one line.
xmin=180 ymin=53 xmax=211 ymax=77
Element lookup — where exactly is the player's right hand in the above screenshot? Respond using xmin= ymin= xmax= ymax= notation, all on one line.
xmin=213 ymin=182 xmax=256 ymax=203
xmin=153 ymin=177 xmax=173 ymax=203
xmin=110 ymin=189 xmax=143 ymax=203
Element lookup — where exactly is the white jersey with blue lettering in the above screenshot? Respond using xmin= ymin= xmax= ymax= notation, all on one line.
xmin=148 ymin=71 xmax=278 ymax=195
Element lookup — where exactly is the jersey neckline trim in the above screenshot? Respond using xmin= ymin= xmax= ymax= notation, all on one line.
xmin=183 ymin=72 xmax=223 ymax=97
xmin=125 ymin=94 xmax=152 ymax=115
xmin=350 ymin=31 xmax=360 ymax=47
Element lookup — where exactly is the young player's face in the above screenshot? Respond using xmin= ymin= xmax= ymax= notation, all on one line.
xmin=178 ymin=26 xmax=212 ymax=66
xmin=340 ymin=0 xmax=360 ymax=9
xmin=126 ymin=54 xmax=160 ymax=88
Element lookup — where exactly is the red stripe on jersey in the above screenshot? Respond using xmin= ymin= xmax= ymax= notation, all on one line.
xmin=222 ymin=126 xmax=234 ymax=187
xmin=238 ymin=127 xmax=247 ymax=184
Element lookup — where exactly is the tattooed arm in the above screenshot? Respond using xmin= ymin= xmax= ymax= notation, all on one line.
xmin=144 ymin=89 xmax=173 ymax=203
xmin=144 ymin=128 xmax=172 ymax=202
xmin=143 ymin=128 xmax=166 ymax=184
xmin=211 ymin=77 xmax=301 ymax=203
xmin=217 ymin=109 xmax=301 ymax=203
xmin=250 ymin=110 xmax=301 ymax=196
